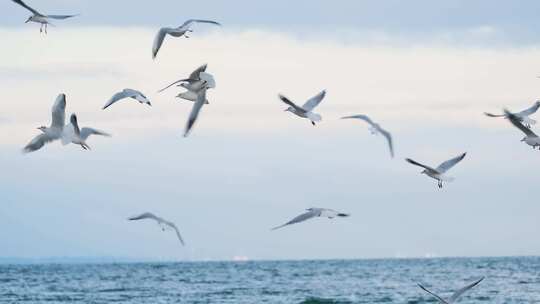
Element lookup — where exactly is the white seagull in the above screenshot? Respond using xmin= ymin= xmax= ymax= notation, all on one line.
xmin=418 ymin=277 xmax=484 ymax=304
xmin=504 ymin=109 xmax=540 ymax=149
xmin=406 ymin=152 xmax=467 ymax=189
xmin=102 ymin=89 xmax=151 ymax=110
xmin=341 ymin=114 xmax=394 ymax=158
xmin=272 ymin=208 xmax=350 ymax=230
xmin=11 ymin=0 xmax=78 ymax=34
xmin=158 ymin=64 xmax=214 ymax=104
xmin=184 ymin=86 xmax=208 ymax=137
xmin=61 ymin=115 xmax=110 ymax=150
xmin=279 ymin=90 xmax=326 ymax=126
xmin=484 ymin=100 xmax=540 ymax=128
xmin=152 ymin=20 xmax=221 ymax=59
xmin=128 ymin=212 xmax=185 ymax=246
xmin=23 ymin=94 xmax=66 ymax=153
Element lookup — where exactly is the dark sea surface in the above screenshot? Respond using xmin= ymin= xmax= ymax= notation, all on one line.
xmin=0 ymin=257 xmax=539 ymax=303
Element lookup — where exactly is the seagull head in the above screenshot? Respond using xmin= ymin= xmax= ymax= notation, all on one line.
xmin=521 ymin=137 xmax=527 ymax=142
xmin=37 ymin=126 xmax=47 ymax=132
xmin=284 ymin=107 xmax=293 ymax=113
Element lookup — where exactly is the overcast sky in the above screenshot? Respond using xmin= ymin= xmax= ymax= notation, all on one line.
xmin=1 ymin=1 xmax=540 ymax=262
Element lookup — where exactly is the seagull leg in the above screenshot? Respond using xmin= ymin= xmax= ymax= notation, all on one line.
xmin=39 ymin=24 xmax=42 ymax=33
xmin=45 ymin=24 xmax=48 ymax=34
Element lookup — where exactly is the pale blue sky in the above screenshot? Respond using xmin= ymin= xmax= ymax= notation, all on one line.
xmin=1 ymin=1 xmax=540 ymax=262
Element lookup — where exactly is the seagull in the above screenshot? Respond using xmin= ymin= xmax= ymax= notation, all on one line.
xmin=279 ymin=90 xmax=326 ymax=126
xmin=341 ymin=114 xmax=394 ymax=157
xmin=418 ymin=277 xmax=484 ymax=304
xmin=184 ymin=86 xmax=208 ymax=137
xmin=158 ymin=64 xmax=210 ymax=93
xmin=504 ymin=109 xmax=540 ymax=149
xmin=61 ymin=116 xmax=110 ymax=150
xmin=23 ymin=93 xmax=66 ymax=153
xmin=11 ymin=0 xmax=78 ymax=34
xmin=152 ymin=20 xmax=221 ymax=59
xmin=406 ymin=153 xmax=467 ymax=189
xmin=102 ymin=89 xmax=151 ymax=110
xmin=128 ymin=212 xmax=185 ymax=245
xmin=484 ymin=100 xmax=540 ymax=128
xmin=271 ymin=208 xmax=350 ymax=230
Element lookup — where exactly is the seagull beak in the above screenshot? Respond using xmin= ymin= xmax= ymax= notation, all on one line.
xmin=147 ymin=102 xmax=152 ymax=107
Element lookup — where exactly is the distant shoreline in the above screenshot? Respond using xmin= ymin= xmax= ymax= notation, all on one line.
xmin=1 ymin=255 xmax=538 ymax=265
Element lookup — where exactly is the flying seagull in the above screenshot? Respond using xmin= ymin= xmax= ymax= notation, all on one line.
xmin=11 ymin=0 xmax=78 ymax=34
xmin=102 ymin=89 xmax=151 ymax=110
xmin=341 ymin=114 xmax=394 ymax=157
xmin=184 ymin=86 xmax=208 ymax=137
xmin=484 ymin=100 xmax=540 ymax=128
xmin=504 ymin=109 xmax=540 ymax=149
xmin=128 ymin=212 xmax=185 ymax=245
xmin=61 ymin=115 xmax=110 ymax=149
xmin=418 ymin=277 xmax=484 ymax=304
xmin=152 ymin=20 xmax=221 ymax=59
xmin=406 ymin=153 xmax=467 ymax=188
xmin=23 ymin=93 xmax=66 ymax=153
xmin=158 ymin=64 xmax=214 ymax=104
xmin=271 ymin=208 xmax=350 ymax=230
xmin=279 ymin=90 xmax=326 ymax=126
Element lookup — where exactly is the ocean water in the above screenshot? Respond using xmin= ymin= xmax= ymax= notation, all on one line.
xmin=0 ymin=257 xmax=538 ymax=303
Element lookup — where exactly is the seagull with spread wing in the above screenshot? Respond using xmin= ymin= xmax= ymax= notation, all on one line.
xmin=504 ymin=109 xmax=540 ymax=149
xmin=341 ymin=114 xmax=394 ymax=158
xmin=279 ymin=90 xmax=326 ymax=126
xmin=184 ymin=86 xmax=208 ymax=137
xmin=61 ymin=115 xmax=110 ymax=150
xmin=102 ymin=89 xmax=152 ymax=110
xmin=406 ymin=152 xmax=467 ymax=188
xmin=272 ymin=208 xmax=350 ymax=231
xmin=484 ymin=100 xmax=540 ymax=128
xmin=23 ymin=94 xmax=66 ymax=153
xmin=128 ymin=212 xmax=185 ymax=246
xmin=159 ymin=64 xmax=214 ymax=104
xmin=152 ymin=19 xmax=221 ymax=59
xmin=418 ymin=277 xmax=484 ymax=304
xmin=10 ymin=0 xmax=78 ymax=34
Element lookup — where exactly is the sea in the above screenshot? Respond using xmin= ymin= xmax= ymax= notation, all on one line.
xmin=0 ymin=257 xmax=538 ymax=303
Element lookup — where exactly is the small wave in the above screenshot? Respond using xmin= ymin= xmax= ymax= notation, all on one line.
xmin=298 ymin=297 xmax=352 ymax=304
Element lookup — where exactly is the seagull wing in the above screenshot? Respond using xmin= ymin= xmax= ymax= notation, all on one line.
xmin=152 ymin=28 xmax=171 ymax=59
xmin=271 ymin=210 xmax=318 ymax=230
xmin=11 ymin=0 xmax=42 ymax=16
xmin=341 ymin=114 xmax=376 ymax=127
xmin=449 ymin=277 xmax=484 ymax=302
xmin=164 ymin=221 xmax=185 ymax=246
xmin=378 ymin=128 xmax=394 ymax=158
xmin=51 ymin=94 xmax=66 ymax=129
xmin=505 ymin=109 xmax=538 ymax=137
xmin=435 ymin=152 xmax=466 ymax=173
xmin=418 ymin=284 xmax=450 ymax=304
xmin=189 ymin=64 xmax=208 ymax=80
xmin=46 ymin=14 xmax=78 ymax=19
xmin=406 ymin=158 xmax=439 ymax=174
xmin=80 ymin=128 xmax=111 ymax=141
xmin=123 ymin=89 xmax=150 ymax=104
xmin=302 ymin=90 xmax=326 ymax=111
xmin=181 ymin=19 xmax=221 ymax=29
xmin=103 ymin=91 xmax=129 ymax=110
xmin=517 ymin=101 xmax=540 ymax=116
xmin=128 ymin=212 xmax=160 ymax=222
xmin=484 ymin=112 xmax=505 ymax=117
xmin=279 ymin=94 xmax=306 ymax=113
xmin=69 ymin=114 xmax=81 ymax=137
xmin=158 ymin=79 xmax=191 ymax=93
xmin=23 ymin=133 xmax=56 ymax=153
xmin=184 ymin=88 xmax=207 ymax=137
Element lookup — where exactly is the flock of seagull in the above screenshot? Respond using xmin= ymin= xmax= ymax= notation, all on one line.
xmin=9 ymin=0 xmax=539 ymax=301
